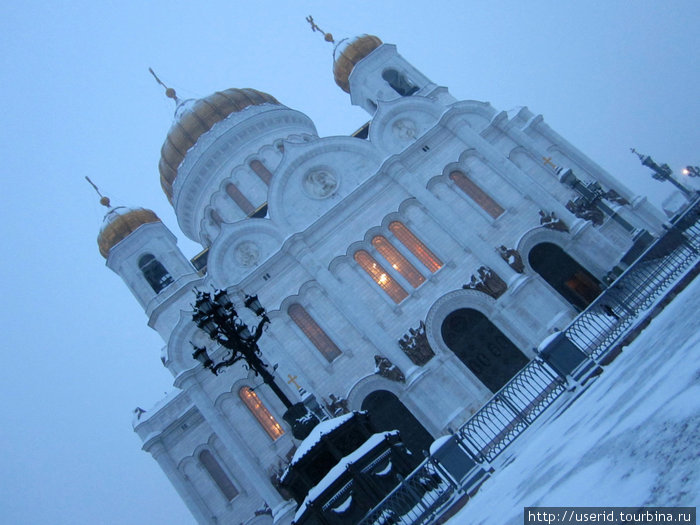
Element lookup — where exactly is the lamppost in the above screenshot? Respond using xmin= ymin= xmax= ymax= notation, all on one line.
xmin=190 ymin=288 xmax=319 ymax=439
xmin=682 ymin=166 xmax=700 ymax=178
xmin=631 ymin=148 xmax=695 ymax=198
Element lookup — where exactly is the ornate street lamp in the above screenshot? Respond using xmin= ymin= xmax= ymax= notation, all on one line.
xmin=682 ymin=166 xmax=700 ymax=178
xmin=631 ymin=148 xmax=695 ymax=198
xmin=189 ymin=288 xmax=319 ymax=439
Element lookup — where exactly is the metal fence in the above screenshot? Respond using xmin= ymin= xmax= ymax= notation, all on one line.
xmin=457 ymin=359 xmax=565 ymax=463
xmin=357 ymin=197 xmax=700 ymax=525
xmin=565 ymin=200 xmax=700 ymax=360
xmin=358 ymin=459 xmax=457 ymax=525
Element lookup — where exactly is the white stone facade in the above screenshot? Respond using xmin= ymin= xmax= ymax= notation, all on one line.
xmin=102 ymin=39 xmax=668 ymax=524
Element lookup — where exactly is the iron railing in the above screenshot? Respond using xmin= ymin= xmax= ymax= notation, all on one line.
xmin=565 ymin=199 xmax=700 ymax=360
xmin=357 ymin=197 xmax=700 ymax=525
xmin=358 ymin=459 xmax=456 ymax=525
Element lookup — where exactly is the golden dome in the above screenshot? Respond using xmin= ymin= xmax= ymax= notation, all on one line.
xmin=333 ymin=35 xmax=383 ymax=93
xmin=159 ymin=88 xmax=280 ymax=202
xmin=98 ymin=207 xmax=161 ymax=258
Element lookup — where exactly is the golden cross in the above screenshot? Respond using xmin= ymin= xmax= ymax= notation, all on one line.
xmin=148 ymin=67 xmax=181 ymax=104
xmin=305 ymin=15 xmax=335 ymax=43
xmin=85 ymin=176 xmax=111 ymax=208
xmin=287 ymin=374 xmax=301 ymax=389
xmin=543 ymin=156 xmax=557 ymax=169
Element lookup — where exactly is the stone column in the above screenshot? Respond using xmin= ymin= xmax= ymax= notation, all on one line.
xmin=286 ymin=237 xmax=417 ymax=376
xmin=444 ymin=113 xmax=577 ymax=224
xmin=384 ymin=159 xmax=520 ymax=284
xmin=175 ymin=371 xmax=286 ymax=510
xmin=145 ymin=439 xmax=213 ymax=524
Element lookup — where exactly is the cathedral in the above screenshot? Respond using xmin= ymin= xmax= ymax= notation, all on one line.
xmin=96 ymin=33 xmax=668 ymax=524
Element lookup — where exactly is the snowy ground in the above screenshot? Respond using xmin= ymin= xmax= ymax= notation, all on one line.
xmin=447 ymin=276 xmax=700 ymax=525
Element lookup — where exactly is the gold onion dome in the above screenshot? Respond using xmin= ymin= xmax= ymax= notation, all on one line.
xmin=98 ymin=206 xmax=161 ymax=258
xmin=159 ymin=88 xmax=280 ymax=201
xmin=333 ymin=35 xmax=383 ymax=93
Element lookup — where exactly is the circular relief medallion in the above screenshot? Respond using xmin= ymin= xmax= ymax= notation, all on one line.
xmin=303 ymin=169 xmax=339 ymax=199
xmin=392 ymin=118 xmax=418 ymax=141
xmin=234 ymin=240 xmax=261 ymax=268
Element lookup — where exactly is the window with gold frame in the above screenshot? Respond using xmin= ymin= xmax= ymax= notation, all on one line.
xmin=239 ymin=387 xmax=285 ymax=440
xmin=449 ymin=171 xmax=504 ymax=219
xmin=354 ymin=250 xmax=409 ymax=303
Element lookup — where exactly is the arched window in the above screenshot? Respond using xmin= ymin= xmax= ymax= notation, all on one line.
xmin=388 ymin=222 xmax=443 ymax=273
xmin=371 ymin=235 xmax=425 ymax=288
xmin=138 ymin=254 xmax=173 ymax=293
xmin=288 ymin=304 xmax=342 ymax=362
xmin=382 ymin=69 xmax=419 ymax=96
xmin=249 ymin=159 xmax=272 ymax=185
xmin=225 ymin=182 xmax=255 ymax=216
xmin=239 ymin=387 xmax=285 ymax=440
xmin=210 ymin=209 xmax=223 ymax=226
xmin=354 ymin=250 xmax=408 ymax=303
xmin=449 ymin=171 xmax=504 ymax=219
xmin=198 ymin=450 xmax=239 ymax=501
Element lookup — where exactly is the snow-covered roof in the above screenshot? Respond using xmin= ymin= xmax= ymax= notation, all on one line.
xmin=289 ymin=412 xmax=355 ymax=466
xmin=294 ymin=431 xmax=399 ymax=522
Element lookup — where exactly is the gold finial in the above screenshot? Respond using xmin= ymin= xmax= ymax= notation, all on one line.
xmin=85 ymin=176 xmax=111 ymax=208
xmin=149 ymin=67 xmax=181 ymax=105
xmin=306 ymin=15 xmax=335 ymax=43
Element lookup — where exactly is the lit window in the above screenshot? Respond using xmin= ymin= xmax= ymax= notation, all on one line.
xmin=372 ymin=236 xmax=425 ymax=288
xmin=288 ymin=304 xmax=342 ymax=361
xmin=354 ymin=250 xmax=409 ymax=303
xmin=449 ymin=171 xmax=504 ymax=219
xmin=249 ymin=160 xmax=272 ymax=185
xmin=388 ymin=222 xmax=443 ymax=273
xmin=226 ymin=183 xmax=255 ymax=216
xmin=198 ymin=450 xmax=239 ymax=501
xmin=239 ymin=387 xmax=285 ymax=440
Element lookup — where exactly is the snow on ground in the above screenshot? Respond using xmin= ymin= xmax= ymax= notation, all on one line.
xmin=448 ymin=276 xmax=700 ymax=525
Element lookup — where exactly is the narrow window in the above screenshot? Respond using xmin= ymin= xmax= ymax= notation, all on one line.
xmin=388 ymin=222 xmax=443 ymax=273
xmin=288 ymin=304 xmax=342 ymax=362
xmin=239 ymin=387 xmax=285 ymax=440
xmin=138 ymin=254 xmax=173 ymax=293
xmin=372 ymin=235 xmax=425 ymax=288
xmin=354 ymin=250 xmax=408 ymax=303
xmin=210 ymin=209 xmax=223 ymax=226
xmin=249 ymin=159 xmax=272 ymax=185
xmin=225 ymin=183 xmax=255 ymax=216
xmin=449 ymin=171 xmax=505 ymax=219
xmin=382 ymin=69 xmax=419 ymax=96
xmin=198 ymin=450 xmax=239 ymax=501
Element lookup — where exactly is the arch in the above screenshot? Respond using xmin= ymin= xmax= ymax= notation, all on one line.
xmin=138 ymin=254 xmax=173 ymax=293
xmin=249 ymin=159 xmax=273 ymax=185
xmin=361 ymin=390 xmax=433 ymax=458
xmin=225 ymin=182 xmax=256 ymax=216
xmin=449 ymin=170 xmax=504 ymax=219
xmin=528 ymin=242 xmax=602 ymax=311
xmin=388 ymin=221 xmax=442 ymax=272
xmin=382 ymin=68 xmax=418 ymax=96
xmin=371 ymin=235 xmax=425 ymax=288
xmin=239 ymin=387 xmax=285 ymax=440
xmin=354 ymin=250 xmax=408 ymax=303
xmin=441 ymin=308 xmax=528 ymax=393
xmin=198 ymin=449 xmax=239 ymax=501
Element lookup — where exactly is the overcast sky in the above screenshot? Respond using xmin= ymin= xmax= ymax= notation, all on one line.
xmin=1 ymin=2 xmax=699 ymax=524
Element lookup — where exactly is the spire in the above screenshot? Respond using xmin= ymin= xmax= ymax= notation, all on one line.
xmin=305 ymin=15 xmax=335 ymax=44
xmin=85 ymin=176 xmax=111 ymax=208
xmin=149 ymin=67 xmax=182 ymax=106
xmin=630 ymin=147 xmax=646 ymax=163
